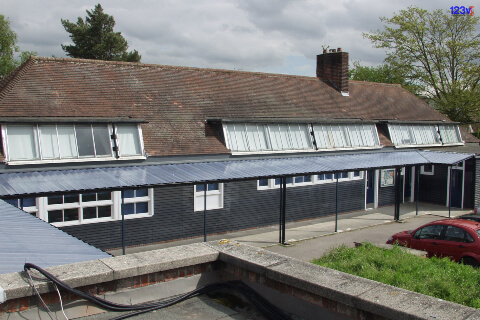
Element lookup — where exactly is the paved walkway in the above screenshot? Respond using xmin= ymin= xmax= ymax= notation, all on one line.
xmin=108 ymin=202 xmax=470 ymax=256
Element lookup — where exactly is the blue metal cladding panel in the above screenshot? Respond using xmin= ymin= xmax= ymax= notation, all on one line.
xmin=0 ymin=199 xmax=110 ymax=274
xmin=0 ymin=150 xmax=473 ymax=197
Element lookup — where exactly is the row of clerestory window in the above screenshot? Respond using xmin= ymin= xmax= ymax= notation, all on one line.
xmin=2 ymin=123 xmax=144 ymax=162
xmin=224 ymin=122 xmax=463 ymax=153
xmin=223 ymin=123 xmax=380 ymax=153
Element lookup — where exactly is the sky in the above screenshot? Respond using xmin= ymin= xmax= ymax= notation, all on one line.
xmin=0 ymin=0 xmax=473 ymax=77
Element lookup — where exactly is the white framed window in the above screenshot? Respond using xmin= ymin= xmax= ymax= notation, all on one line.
xmin=257 ymin=171 xmax=364 ymax=190
xmin=438 ymin=125 xmax=463 ymax=145
xmin=4 ymin=197 xmax=38 ymax=216
xmin=6 ymin=188 xmax=154 ymax=226
xmin=2 ymin=123 xmax=145 ymax=164
xmin=194 ymin=183 xmax=224 ymax=211
xmin=312 ymin=124 xmax=380 ymax=150
xmin=224 ymin=123 xmax=313 ymax=152
xmin=387 ymin=124 xmax=462 ymax=147
xmin=421 ymin=164 xmax=434 ymax=175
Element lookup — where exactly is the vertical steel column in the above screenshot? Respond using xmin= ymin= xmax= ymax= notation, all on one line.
xmin=335 ymin=174 xmax=339 ymax=232
xmin=282 ymin=177 xmax=287 ymax=245
xmin=448 ymin=166 xmax=452 ymax=218
xmin=204 ymin=183 xmax=207 ymax=242
xmin=394 ymin=168 xmax=401 ymax=221
xmin=279 ymin=178 xmax=283 ymax=244
xmin=121 ymin=190 xmax=125 ymax=255
xmin=416 ymin=166 xmax=420 ymax=216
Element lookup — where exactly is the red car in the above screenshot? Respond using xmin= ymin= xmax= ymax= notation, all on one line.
xmin=386 ymin=219 xmax=480 ymax=267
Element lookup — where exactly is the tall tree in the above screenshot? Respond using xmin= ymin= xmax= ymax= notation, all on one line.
xmin=61 ymin=4 xmax=141 ymax=62
xmin=349 ymin=61 xmax=422 ymax=95
xmin=0 ymin=15 xmax=20 ymax=78
xmin=0 ymin=15 xmax=36 ymax=79
xmin=364 ymin=7 xmax=480 ymax=123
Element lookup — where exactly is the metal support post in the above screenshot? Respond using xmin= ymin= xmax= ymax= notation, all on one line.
xmin=282 ymin=177 xmax=286 ymax=244
xmin=204 ymin=183 xmax=207 ymax=242
xmin=448 ymin=166 xmax=452 ymax=218
xmin=121 ymin=190 xmax=125 ymax=255
xmin=394 ymin=168 xmax=401 ymax=221
xmin=416 ymin=166 xmax=420 ymax=215
xmin=335 ymin=174 xmax=339 ymax=232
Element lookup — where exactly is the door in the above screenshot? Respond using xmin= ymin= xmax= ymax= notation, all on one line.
xmin=409 ymin=224 xmax=445 ymax=258
xmin=404 ymin=167 xmax=412 ymax=202
xmin=366 ymin=170 xmax=375 ymax=208
xmin=451 ymin=169 xmax=463 ymax=208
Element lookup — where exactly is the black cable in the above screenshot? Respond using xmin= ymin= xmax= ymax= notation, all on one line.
xmin=24 ymin=263 xmax=292 ymax=320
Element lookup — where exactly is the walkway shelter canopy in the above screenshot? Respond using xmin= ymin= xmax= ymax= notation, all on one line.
xmin=0 ymin=150 xmax=473 ymax=198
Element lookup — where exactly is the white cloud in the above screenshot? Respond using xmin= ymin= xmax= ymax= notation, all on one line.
xmin=1 ymin=0 xmax=462 ymax=76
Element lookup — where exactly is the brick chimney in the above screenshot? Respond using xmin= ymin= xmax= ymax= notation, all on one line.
xmin=316 ymin=48 xmax=349 ymax=96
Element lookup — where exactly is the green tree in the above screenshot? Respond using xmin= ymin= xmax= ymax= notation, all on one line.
xmin=0 ymin=15 xmax=36 ymax=79
xmin=349 ymin=61 xmax=422 ymax=94
xmin=61 ymin=4 xmax=141 ymax=62
xmin=364 ymin=7 xmax=480 ymax=123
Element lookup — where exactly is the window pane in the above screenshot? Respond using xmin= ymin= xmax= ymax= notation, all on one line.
xmin=93 ymin=125 xmax=111 ymax=156
xmin=289 ymin=124 xmax=311 ymax=149
xmin=136 ymin=188 xmax=148 ymax=197
xmin=225 ymin=124 xmax=247 ymax=152
xmin=39 ymin=125 xmax=59 ymax=159
xmin=48 ymin=210 xmax=63 ymax=223
xmin=7 ymin=125 xmax=39 ymax=160
xmin=245 ymin=124 xmax=268 ymax=151
xmin=195 ymin=184 xmax=205 ymax=192
xmin=207 ymin=183 xmax=219 ymax=191
xmin=117 ymin=124 xmax=141 ymax=156
xmin=64 ymin=194 xmax=79 ymax=203
xmin=313 ymin=125 xmax=332 ymax=149
xmin=82 ymin=193 xmax=97 ymax=202
xmin=64 ymin=208 xmax=79 ymax=221
xmin=330 ymin=125 xmax=347 ymax=148
xmin=57 ymin=125 xmax=78 ymax=158
xmin=76 ymin=125 xmax=95 ymax=156
xmin=97 ymin=192 xmax=111 ymax=201
xmin=48 ymin=195 xmax=63 ymax=205
xmin=22 ymin=198 xmax=36 ymax=207
xmin=258 ymin=179 xmax=269 ymax=187
xmin=124 ymin=190 xmax=135 ymax=198
xmin=83 ymin=207 xmax=97 ymax=219
xmin=5 ymin=199 xmax=19 ymax=207
xmin=124 ymin=203 xmax=135 ymax=215
xmin=136 ymin=202 xmax=148 ymax=214
xmin=98 ymin=205 xmax=111 ymax=218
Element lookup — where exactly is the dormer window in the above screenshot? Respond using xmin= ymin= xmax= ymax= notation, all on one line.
xmin=387 ymin=123 xmax=463 ymax=147
xmin=223 ymin=122 xmax=380 ymax=153
xmin=2 ymin=123 xmax=145 ymax=164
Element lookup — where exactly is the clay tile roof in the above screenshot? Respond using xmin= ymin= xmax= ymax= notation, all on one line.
xmin=0 ymin=56 xmax=472 ymax=157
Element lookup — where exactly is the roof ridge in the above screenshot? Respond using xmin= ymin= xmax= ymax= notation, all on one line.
xmin=349 ymin=80 xmax=402 ymax=88
xmin=33 ymin=56 xmax=319 ymax=80
xmin=0 ymin=55 xmax=37 ymax=101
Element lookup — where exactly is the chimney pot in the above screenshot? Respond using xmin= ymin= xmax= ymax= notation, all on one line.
xmin=337 ymin=47 xmax=342 ymax=52
xmin=323 ymin=49 xmax=327 ymax=54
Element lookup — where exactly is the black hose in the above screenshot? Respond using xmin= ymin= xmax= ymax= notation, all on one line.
xmin=24 ymin=263 xmax=292 ymax=320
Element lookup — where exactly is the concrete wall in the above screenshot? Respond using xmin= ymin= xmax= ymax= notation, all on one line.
xmin=1 ymin=241 xmax=479 ymax=320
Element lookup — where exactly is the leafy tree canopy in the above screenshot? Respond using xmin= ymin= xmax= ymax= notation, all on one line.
xmin=349 ymin=61 xmax=422 ymax=95
xmin=0 ymin=15 xmax=36 ymax=79
xmin=61 ymin=4 xmax=141 ymax=62
xmin=364 ymin=6 xmax=480 ymax=123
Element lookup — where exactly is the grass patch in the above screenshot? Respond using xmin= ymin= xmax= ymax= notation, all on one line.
xmin=312 ymin=243 xmax=480 ymax=308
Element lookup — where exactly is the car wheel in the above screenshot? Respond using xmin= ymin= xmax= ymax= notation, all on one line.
xmin=461 ymin=257 xmax=479 ymax=268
